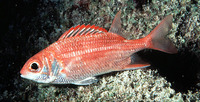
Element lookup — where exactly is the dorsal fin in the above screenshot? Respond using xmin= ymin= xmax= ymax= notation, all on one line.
xmin=58 ymin=24 xmax=108 ymax=40
xmin=108 ymin=10 xmax=124 ymax=38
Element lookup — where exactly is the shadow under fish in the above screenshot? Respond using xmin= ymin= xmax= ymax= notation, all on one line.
xmin=138 ymin=48 xmax=200 ymax=93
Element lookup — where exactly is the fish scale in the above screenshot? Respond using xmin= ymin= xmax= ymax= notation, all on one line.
xmin=50 ymin=33 xmax=126 ymax=57
xmin=65 ymin=52 xmax=131 ymax=81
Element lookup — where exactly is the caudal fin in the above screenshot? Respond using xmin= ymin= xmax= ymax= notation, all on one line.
xmin=145 ymin=15 xmax=177 ymax=54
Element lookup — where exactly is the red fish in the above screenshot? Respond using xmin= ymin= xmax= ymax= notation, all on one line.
xmin=20 ymin=11 xmax=177 ymax=85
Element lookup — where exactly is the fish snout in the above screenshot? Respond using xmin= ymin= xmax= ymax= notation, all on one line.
xmin=20 ymin=67 xmax=28 ymax=76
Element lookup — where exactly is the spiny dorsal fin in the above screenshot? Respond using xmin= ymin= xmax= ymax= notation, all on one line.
xmin=108 ymin=10 xmax=125 ymax=38
xmin=58 ymin=24 xmax=108 ymax=40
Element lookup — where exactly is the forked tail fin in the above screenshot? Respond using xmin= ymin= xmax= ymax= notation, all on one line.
xmin=145 ymin=15 xmax=177 ymax=54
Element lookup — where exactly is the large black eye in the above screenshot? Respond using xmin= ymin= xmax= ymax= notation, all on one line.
xmin=31 ymin=63 xmax=39 ymax=70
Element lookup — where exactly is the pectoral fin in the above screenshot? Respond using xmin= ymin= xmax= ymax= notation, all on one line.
xmin=72 ymin=77 xmax=98 ymax=85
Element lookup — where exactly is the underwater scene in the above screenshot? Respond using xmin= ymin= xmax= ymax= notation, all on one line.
xmin=0 ymin=0 xmax=200 ymax=101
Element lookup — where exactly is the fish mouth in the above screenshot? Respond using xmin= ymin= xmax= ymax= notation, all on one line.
xmin=20 ymin=74 xmax=28 ymax=79
xmin=20 ymin=74 xmax=30 ymax=80
xmin=20 ymin=74 xmax=24 ymax=78
xmin=20 ymin=73 xmax=36 ymax=80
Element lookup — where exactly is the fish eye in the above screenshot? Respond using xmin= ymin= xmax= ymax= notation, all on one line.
xmin=31 ymin=63 xmax=38 ymax=69
xmin=29 ymin=62 xmax=40 ymax=72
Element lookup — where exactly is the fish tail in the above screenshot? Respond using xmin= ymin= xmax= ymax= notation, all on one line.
xmin=145 ymin=15 xmax=177 ymax=54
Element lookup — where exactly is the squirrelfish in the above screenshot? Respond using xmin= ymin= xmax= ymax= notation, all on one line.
xmin=20 ymin=11 xmax=177 ymax=85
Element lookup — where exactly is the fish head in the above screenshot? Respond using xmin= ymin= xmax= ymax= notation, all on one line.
xmin=20 ymin=53 xmax=50 ymax=83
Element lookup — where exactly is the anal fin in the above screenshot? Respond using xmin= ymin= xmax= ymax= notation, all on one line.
xmin=122 ymin=54 xmax=150 ymax=71
xmin=123 ymin=63 xmax=150 ymax=70
xmin=72 ymin=77 xmax=98 ymax=85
